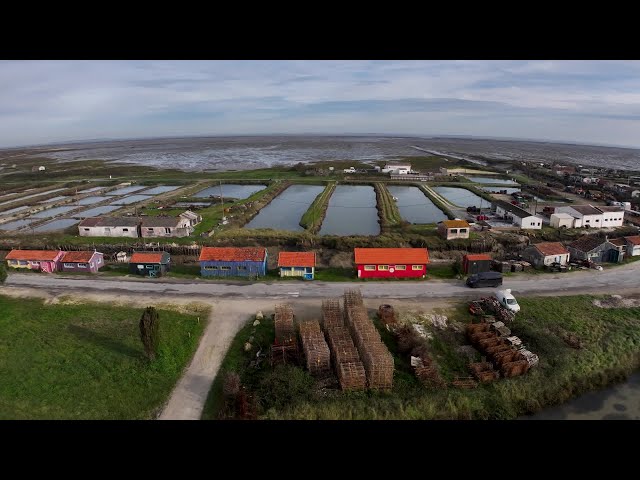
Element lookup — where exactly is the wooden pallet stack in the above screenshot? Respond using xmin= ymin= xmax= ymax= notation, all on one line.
xmin=343 ymin=290 xmax=394 ymax=390
xmin=322 ymin=298 xmax=366 ymax=390
xmin=271 ymin=304 xmax=299 ymax=365
xmin=298 ymin=320 xmax=331 ymax=375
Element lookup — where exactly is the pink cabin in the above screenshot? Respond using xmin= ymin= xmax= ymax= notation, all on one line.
xmin=5 ymin=249 xmax=64 ymax=273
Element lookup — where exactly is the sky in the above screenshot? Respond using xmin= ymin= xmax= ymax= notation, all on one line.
xmin=1 ymin=60 xmax=640 ymax=149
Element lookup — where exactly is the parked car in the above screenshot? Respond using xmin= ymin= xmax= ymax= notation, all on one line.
xmin=466 ymin=271 xmax=503 ymax=288
xmin=495 ymin=289 xmax=520 ymax=313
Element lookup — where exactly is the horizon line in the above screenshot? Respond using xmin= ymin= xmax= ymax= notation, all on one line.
xmin=2 ymin=133 xmax=640 ymax=152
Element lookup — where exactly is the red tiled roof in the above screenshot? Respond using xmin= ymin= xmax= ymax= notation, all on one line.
xmin=130 ymin=252 xmax=166 ymax=263
xmin=199 ymin=247 xmax=266 ymax=262
xmin=61 ymin=251 xmax=98 ymax=263
xmin=464 ymin=254 xmax=492 ymax=261
xmin=625 ymin=236 xmax=640 ymax=246
xmin=608 ymin=238 xmax=626 ymax=247
xmin=278 ymin=252 xmax=315 ymax=267
xmin=533 ymin=242 xmax=570 ymax=257
xmin=5 ymin=249 xmax=61 ymax=261
xmin=354 ymin=248 xmax=429 ymax=265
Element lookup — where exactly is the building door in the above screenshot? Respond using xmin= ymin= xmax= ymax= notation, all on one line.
xmin=607 ymin=249 xmax=620 ymax=263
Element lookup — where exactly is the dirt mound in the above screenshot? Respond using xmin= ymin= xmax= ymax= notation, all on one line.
xmin=593 ymin=295 xmax=640 ymax=309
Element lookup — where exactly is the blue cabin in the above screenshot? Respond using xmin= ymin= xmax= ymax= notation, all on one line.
xmin=199 ymin=247 xmax=267 ymax=277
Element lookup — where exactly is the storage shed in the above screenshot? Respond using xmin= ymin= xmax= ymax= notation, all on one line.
xmin=5 ymin=249 xmax=63 ymax=273
xmin=60 ymin=250 xmax=104 ymax=273
xmin=199 ymin=247 xmax=267 ymax=278
xmin=550 ymin=213 xmax=575 ymax=229
xmin=278 ymin=251 xmax=316 ymax=280
xmin=129 ymin=251 xmax=171 ymax=277
xmin=354 ymin=248 xmax=429 ymax=279
xmin=462 ymin=254 xmax=492 ymax=274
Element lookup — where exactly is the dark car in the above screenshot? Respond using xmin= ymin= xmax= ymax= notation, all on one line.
xmin=466 ymin=271 xmax=503 ymax=288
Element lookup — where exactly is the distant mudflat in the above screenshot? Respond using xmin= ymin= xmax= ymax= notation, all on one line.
xmin=5 ymin=135 xmax=640 ymax=172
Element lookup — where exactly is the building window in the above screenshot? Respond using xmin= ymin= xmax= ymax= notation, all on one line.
xmin=204 ymin=265 xmax=218 ymax=270
xmin=585 ymin=220 xmax=590 ymax=223
xmin=450 ymin=229 xmax=458 ymax=234
xmin=137 ymin=265 xmax=144 ymax=269
xmin=63 ymin=263 xmax=74 ymax=268
xmin=537 ymin=223 xmax=541 ymax=226
xmin=412 ymin=265 xmax=422 ymax=270
xmin=395 ymin=265 xmax=406 ymax=270
xmin=165 ymin=228 xmax=171 ymax=234
xmin=238 ymin=266 xmax=247 ymax=270
xmin=220 ymin=266 xmax=231 ymax=271
xmin=8 ymin=260 xmax=17 ymax=265
xmin=364 ymin=265 xmax=375 ymax=271
xmin=84 ymin=228 xmax=90 ymax=231
xmin=378 ymin=265 xmax=389 ymax=271
xmin=19 ymin=261 xmax=28 ymax=265
xmin=123 ymin=228 xmax=129 ymax=232
xmin=145 ymin=265 xmax=154 ymax=269
xmin=148 ymin=228 xmax=154 ymax=232
xmin=78 ymin=263 xmax=88 ymax=268
xmin=459 ymin=228 xmax=467 ymax=233
xmin=31 ymin=261 xmax=40 ymax=266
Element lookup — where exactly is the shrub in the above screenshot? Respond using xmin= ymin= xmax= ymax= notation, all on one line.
xmin=0 ymin=263 xmax=6 ymax=283
xmin=256 ymin=365 xmax=314 ymax=411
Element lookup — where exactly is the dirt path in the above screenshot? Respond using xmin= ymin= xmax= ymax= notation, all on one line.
xmin=157 ymin=298 xmax=274 ymax=420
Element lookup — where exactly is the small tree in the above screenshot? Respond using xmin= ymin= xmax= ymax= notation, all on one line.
xmin=139 ymin=306 xmax=160 ymax=360
xmin=0 ymin=262 xmax=6 ymax=283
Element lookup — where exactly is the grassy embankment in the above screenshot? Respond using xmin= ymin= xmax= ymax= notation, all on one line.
xmin=0 ymin=295 xmax=207 ymax=420
xmin=299 ymin=182 xmax=336 ymax=233
xmin=374 ymin=183 xmax=402 ymax=231
xmin=202 ymin=295 xmax=640 ymax=420
xmin=417 ymin=185 xmax=455 ymax=219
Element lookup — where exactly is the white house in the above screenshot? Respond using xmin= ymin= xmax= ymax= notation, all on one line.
xmin=492 ymin=200 xmax=542 ymax=229
xmin=382 ymin=163 xmax=411 ymax=175
xmin=550 ymin=212 xmax=575 ymax=228
xmin=78 ymin=217 xmax=140 ymax=237
xmin=554 ymin=205 xmax=604 ymax=228
xmin=595 ymin=206 xmax=625 ymax=228
xmin=625 ymin=236 xmax=640 ymax=256
xmin=631 ymin=190 xmax=640 ymax=198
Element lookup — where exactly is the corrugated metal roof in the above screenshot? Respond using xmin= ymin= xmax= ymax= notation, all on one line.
xmin=493 ymin=200 xmax=537 ymax=219
xmin=78 ymin=217 xmax=141 ymax=227
xmin=608 ymin=238 xmax=626 ymax=247
xmin=199 ymin=247 xmax=266 ymax=262
xmin=570 ymin=205 xmax=603 ymax=215
xmin=354 ymin=248 xmax=429 ymax=265
xmin=140 ymin=217 xmax=182 ymax=227
xmin=61 ymin=251 xmax=98 ymax=263
xmin=5 ymin=249 xmax=61 ymax=261
xmin=569 ymin=235 xmax=606 ymax=253
xmin=278 ymin=252 xmax=316 ymax=267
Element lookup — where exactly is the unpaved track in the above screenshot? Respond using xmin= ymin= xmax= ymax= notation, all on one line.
xmin=3 ymin=259 xmax=640 ymax=300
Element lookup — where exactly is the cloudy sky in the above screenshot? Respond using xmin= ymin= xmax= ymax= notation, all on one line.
xmin=1 ymin=60 xmax=640 ymax=148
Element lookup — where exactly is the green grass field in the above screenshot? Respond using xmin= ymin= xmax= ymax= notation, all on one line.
xmin=0 ymin=295 xmax=207 ymax=420
xmin=202 ymin=295 xmax=640 ymax=420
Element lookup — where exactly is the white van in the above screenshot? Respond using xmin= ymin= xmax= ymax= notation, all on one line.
xmin=495 ymin=289 xmax=520 ymax=313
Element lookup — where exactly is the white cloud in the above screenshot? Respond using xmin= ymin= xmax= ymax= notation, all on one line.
xmin=0 ymin=60 xmax=640 ymax=147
